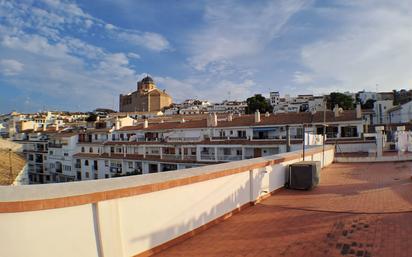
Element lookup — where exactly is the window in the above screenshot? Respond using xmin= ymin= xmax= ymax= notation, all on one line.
xmin=64 ymin=152 xmax=68 ymax=156
xmin=77 ymin=172 xmax=81 ymax=180
xmin=94 ymin=134 xmax=98 ymax=140
xmin=28 ymin=154 xmax=34 ymax=161
xmin=105 ymin=174 xmax=109 ymax=178
xmin=341 ymin=126 xmax=358 ymax=138
xmin=94 ymin=174 xmax=98 ymax=179
xmin=223 ymin=148 xmax=231 ymax=155
xmin=116 ymin=147 xmax=122 ymax=153
xmin=128 ymin=161 xmax=133 ymax=169
xmin=85 ymin=160 xmax=89 ymax=166
xmin=49 ymin=151 xmax=53 ymax=155
xmin=81 ymin=147 xmax=85 ymax=153
xmin=89 ymin=147 xmax=93 ymax=153
xmin=110 ymin=147 xmax=114 ymax=153
xmin=105 ymin=160 xmax=109 ymax=167
xmin=85 ymin=172 xmax=89 ymax=178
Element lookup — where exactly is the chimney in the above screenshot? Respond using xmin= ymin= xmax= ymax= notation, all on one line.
xmin=265 ymin=112 xmax=270 ymax=117
xmin=212 ymin=113 xmax=218 ymax=127
xmin=115 ymin=117 xmax=120 ymax=130
xmin=333 ymin=104 xmax=340 ymax=117
xmin=356 ymin=103 xmax=361 ymax=119
xmin=143 ymin=119 xmax=149 ymax=128
xmin=228 ymin=113 xmax=233 ymax=121
xmin=255 ymin=110 xmax=261 ymax=123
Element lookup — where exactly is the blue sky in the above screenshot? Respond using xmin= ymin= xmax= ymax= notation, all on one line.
xmin=1 ymin=0 xmax=412 ymax=113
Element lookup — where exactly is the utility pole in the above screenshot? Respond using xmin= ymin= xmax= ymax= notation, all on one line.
xmin=302 ymin=124 xmax=305 ymax=161
xmin=322 ymin=99 xmax=326 ymax=166
xmin=8 ymin=148 xmax=13 ymax=184
xmin=286 ymin=125 xmax=291 ymax=152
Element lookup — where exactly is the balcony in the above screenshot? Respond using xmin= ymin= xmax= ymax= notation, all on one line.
xmin=48 ymin=143 xmax=63 ymax=148
xmin=0 ymin=146 xmax=344 ymax=257
xmin=109 ymin=166 xmax=122 ymax=173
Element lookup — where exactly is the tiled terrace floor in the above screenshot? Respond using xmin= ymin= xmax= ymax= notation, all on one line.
xmin=153 ymin=162 xmax=412 ymax=257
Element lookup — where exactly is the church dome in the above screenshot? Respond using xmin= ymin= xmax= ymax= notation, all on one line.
xmin=141 ymin=76 xmax=154 ymax=84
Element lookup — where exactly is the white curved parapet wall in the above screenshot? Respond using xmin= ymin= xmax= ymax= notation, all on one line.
xmin=0 ymin=145 xmax=334 ymax=257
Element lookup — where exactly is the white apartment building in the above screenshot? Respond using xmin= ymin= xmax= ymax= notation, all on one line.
xmin=269 ymin=91 xmax=280 ymax=106
xmin=45 ymin=133 xmax=78 ymax=183
xmin=373 ymin=100 xmax=393 ymax=124
xmin=388 ymin=101 xmax=412 ymax=124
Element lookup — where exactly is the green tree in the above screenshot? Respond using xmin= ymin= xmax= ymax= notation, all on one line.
xmin=326 ymin=92 xmax=354 ymax=110
xmin=85 ymin=113 xmax=97 ymax=122
xmin=246 ymin=94 xmax=273 ymax=114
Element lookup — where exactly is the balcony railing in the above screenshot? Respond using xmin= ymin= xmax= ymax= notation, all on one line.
xmin=110 ymin=167 xmax=122 ymax=173
xmin=200 ymin=154 xmax=215 ymax=161
xmin=217 ymin=155 xmax=242 ymax=161
xmin=166 ymin=137 xmax=202 ymax=142
xmin=161 ymin=154 xmax=197 ymax=161
xmin=48 ymin=143 xmax=63 ymax=148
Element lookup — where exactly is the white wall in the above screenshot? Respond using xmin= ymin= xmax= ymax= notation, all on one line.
xmin=0 ymin=205 xmax=99 ymax=257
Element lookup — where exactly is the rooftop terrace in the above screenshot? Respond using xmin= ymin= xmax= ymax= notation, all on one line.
xmin=1 ymin=146 xmax=412 ymax=257
xmin=153 ymin=162 xmax=412 ymax=257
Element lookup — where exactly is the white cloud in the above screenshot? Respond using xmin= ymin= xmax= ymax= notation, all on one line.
xmin=188 ymin=0 xmax=309 ymax=71
xmin=155 ymin=76 xmax=255 ymax=103
xmin=117 ymin=31 xmax=170 ymax=52
xmin=105 ymin=23 xmax=115 ymax=30
xmin=299 ymin=1 xmax=412 ymax=91
xmin=293 ymin=71 xmax=313 ymax=84
xmin=127 ymin=52 xmax=140 ymax=59
xmin=84 ymin=19 xmax=93 ymax=29
xmin=0 ymin=59 xmax=24 ymax=76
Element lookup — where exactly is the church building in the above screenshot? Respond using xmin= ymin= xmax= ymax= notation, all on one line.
xmin=119 ymin=76 xmax=172 ymax=113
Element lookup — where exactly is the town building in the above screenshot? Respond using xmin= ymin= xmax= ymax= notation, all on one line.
xmin=119 ymin=76 xmax=172 ymax=113
xmin=388 ymin=100 xmax=412 ymax=124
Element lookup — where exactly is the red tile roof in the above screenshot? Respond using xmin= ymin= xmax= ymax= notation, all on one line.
xmin=118 ymin=111 xmax=361 ymax=132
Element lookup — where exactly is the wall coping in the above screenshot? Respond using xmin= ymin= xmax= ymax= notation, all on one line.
xmin=0 ymin=145 xmax=334 ymax=213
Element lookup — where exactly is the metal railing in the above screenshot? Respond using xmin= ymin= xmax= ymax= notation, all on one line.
xmin=217 ymin=155 xmax=242 ymax=161
xmin=200 ymin=154 xmax=216 ymax=160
